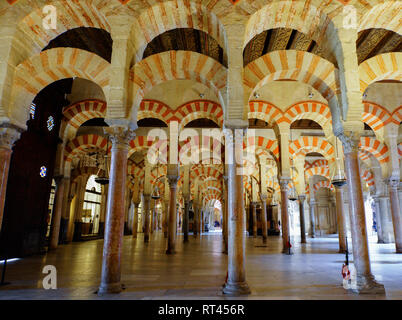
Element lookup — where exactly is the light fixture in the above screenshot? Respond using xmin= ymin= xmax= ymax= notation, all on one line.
xmin=151 ymin=164 xmax=161 ymax=200
xmin=199 ymin=93 xmax=205 ymax=99
xmin=363 ymin=90 xmax=368 ymax=99
xmin=308 ymin=88 xmax=314 ymax=99
xmin=253 ymin=92 xmax=260 ymax=99
xmin=288 ymin=129 xmax=298 ymax=201
xmin=95 ymin=137 xmax=110 ymax=185
xmin=331 ymin=139 xmax=347 ymax=188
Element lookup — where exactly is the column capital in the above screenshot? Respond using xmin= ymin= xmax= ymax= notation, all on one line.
xmin=279 ymin=178 xmax=291 ymax=191
xmin=386 ymin=178 xmax=400 ymax=190
xmin=167 ymin=175 xmax=179 ymax=189
xmin=0 ymin=124 xmax=23 ymax=150
xmin=298 ymin=195 xmax=306 ymax=202
xmin=104 ymin=125 xmax=136 ymax=148
xmin=337 ymin=131 xmax=361 ymax=154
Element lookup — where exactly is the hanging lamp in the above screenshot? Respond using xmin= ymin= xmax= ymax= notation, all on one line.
xmin=331 ymin=138 xmax=347 ymax=188
xmin=95 ymin=137 xmax=110 ymax=185
xmin=151 ymin=164 xmax=161 ymax=200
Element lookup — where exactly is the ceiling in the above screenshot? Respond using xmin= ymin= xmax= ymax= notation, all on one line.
xmin=143 ymin=28 xmax=227 ymax=67
xmin=243 ymin=28 xmax=338 ymax=67
xmin=357 ymin=28 xmax=402 ymax=65
xmin=42 ymin=27 xmax=113 ymax=63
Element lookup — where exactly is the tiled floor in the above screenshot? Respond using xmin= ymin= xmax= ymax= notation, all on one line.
xmin=0 ymin=233 xmax=401 ymax=300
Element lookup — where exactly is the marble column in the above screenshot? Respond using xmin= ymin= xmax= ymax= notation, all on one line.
xmin=49 ymin=175 xmax=65 ymax=250
xmin=298 ymin=195 xmax=306 ymax=244
xmin=166 ymin=175 xmax=179 ymax=254
xmin=223 ymin=128 xmax=250 ymax=295
xmin=0 ymin=126 xmax=21 ymax=231
xmin=387 ymin=178 xmax=402 ymax=253
xmin=132 ymin=202 xmax=139 ymax=238
xmin=221 ymin=199 xmax=228 ymax=252
xmin=260 ymin=195 xmax=268 ymax=244
xmin=150 ymin=202 xmax=155 ymax=234
xmin=193 ymin=204 xmax=198 ymax=237
xmin=223 ymin=176 xmax=229 ymax=253
xmin=373 ymin=196 xmax=384 ymax=243
xmin=183 ymin=198 xmax=190 ymax=243
xmin=143 ymin=194 xmax=150 ymax=242
xmin=341 ymin=134 xmax=384 ymax=294
xmin=280 ymin=179 xmax=292 ymax=254
xmin=98 ymin=127 xmax=135 ymax=295
xmin=251 ymin=202 xmax=257 ymax=238
xmin=335 ymin=186 xmax=347 ymax=253
xmin=163 ymin=200 xmax=169 ymax=238
xmin=309 ymin=199 xmax=316 ymax=238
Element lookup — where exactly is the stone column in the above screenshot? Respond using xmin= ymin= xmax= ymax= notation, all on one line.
xmin=298 ymin=195 xmax=306 ymax=244
xmin=132 ymin=202 xmax=139 ymax=238
xmin=340 ymin=133 xmax=384 ymax=294
xmin=0 ymin=126 xmax=21 ymax=231
xmin=98 ymin=184 xmax=108 ymax=237
xmin=223 ymin=128 xmax=250 ymax=295
xmin=163 ymin=200 xmax=169 ymax=238
xmin=251 ymin=202 xmax=257 ymax=238
xmin=143 ymin=194 xmax=150 ymax=242
xmin=378 ymin=196 xmax=394 ymax=243
xmin=309 ymin=199 xmax=316 ymax=238
xmin=49 ymin=175 xmax=65 ymax=249
xmin=72 ymin=177 xmax=85 ymax=241
xmin=98 ymin=127 xmax=135 ymax=295
xmin=280 ymin=179 xmax=292 ymax=254
xmin=260 ymin=195 xmax=268 ymax=244
xmin=223 ymin=175 xmax=229 ymax=253
xmin=387 ymin=178 xmax=402 ymax=253
xmin=166 ymin=175 xmax=179 ymax=254
xmin=334 ymin=186 xmax=347 ymax=252
xmin=183 ymin=198 xmax=190 ymax=243
xmin=373 ymin=196 xmax=384 ymax=243
xmin=150 ymin=201 xmax=155 ymax=234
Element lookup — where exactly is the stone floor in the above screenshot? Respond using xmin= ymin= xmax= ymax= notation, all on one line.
xmin=0 ymin=232 xmax=401 ymax=300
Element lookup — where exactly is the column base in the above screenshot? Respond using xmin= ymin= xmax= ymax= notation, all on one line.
xmin=282 ymin=247 xmax=294 ymax=255
xmin=350 ymin=275 xmax=385 ymax=295
xmin=222 ymin=281 xmax=251 ymax=296
xmin=97 ymin=282 xmax=123 ymax=295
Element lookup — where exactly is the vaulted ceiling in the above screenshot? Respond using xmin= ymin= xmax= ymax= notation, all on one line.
xmin=143 ymin=28 xmax=227 ymax=67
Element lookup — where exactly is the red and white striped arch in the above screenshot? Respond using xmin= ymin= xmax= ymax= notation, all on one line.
xmin=12 ymin=48 xmax=110 ymax=128
xmin=305 ymin=166 xmax=330 ymax=181
xmin=391 ymin=106 xmax=402 ymax=125
xmin=248 ymin=101 xmax=283 ymax=126
xmin=62 ymin=99 xmax=107 ymax=139
xmin=283 ymin=101 xmax=332 ymax=136
xmin=243 ymin=1 xmax=339 ymax=53
xmin=130 ymin=51 xmax=227 ymax=116
xmin=130 ymin=0 xmax=228 ymax=63
xmin=190 ymin=165 xmax=222 ymax=181
xmin=64 ymin=134 xmax=108 ymax=162
xmin=289 ymin=136 xmax=335 ymax=163
xmin=313 ymin=180 xmax=334 ymax=194
xmin=244 ymin=50 xmax=339 ymax=104
xmin=244 ymin=136 xmax=279 ymax=160
xmin=71 ymin=166 xmax=103 ymax=183
xmin=359 ymin=137 xmax=389 ymax=164
xmin=14 ymin=0 xmax=111 ymax=63
xmin=359 ymin=52 xmax=402 ymax=93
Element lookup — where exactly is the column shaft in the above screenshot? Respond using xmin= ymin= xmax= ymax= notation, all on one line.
xmin=143 ymin=195 xmax=150 ymax=242
xmin=261 ymin=199 xmax=268 ymax=244
xmin=388 ymin=180 xmax=402 ymax=253
xmin=166 ymin=176 xmax=178 ymax=254
xmin=132 ymin=203 xmax=139 ymax=238
xmin=183 ymin=200 xmax=189 ymax=242
xmin=298 ymin=196 xmax=306 ymax=244
xmin=335 ymin=187 xmax=347 ymax=252
xmin=252 ymin=203 xmax=257 ymax=237
xmin=280 ymin=180 xmax=292 ymax=254
xmin=49 ymin=176 xmax=65 ymax=249
xmin=98 ymin=128 xmax=134 ymax=295
xmin=343 ymin=143 xmax=384 ymax=293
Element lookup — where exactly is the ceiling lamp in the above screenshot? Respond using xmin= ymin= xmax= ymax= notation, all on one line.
xmin=331 ymin=139 xmax=347 ymax=188
xmin=151 ymin=164 xmax=161 ymax=200
xmin=95 ymin=138 xmax=110 ymax=185
xmin=308 ymin=88 xmax=314 ymax=99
